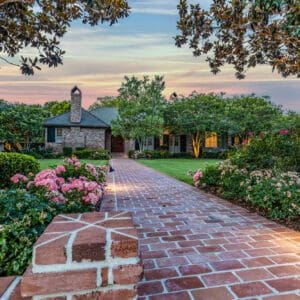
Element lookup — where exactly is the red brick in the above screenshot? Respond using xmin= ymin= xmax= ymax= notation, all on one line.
xmin=149 ymin=291 xmax=191 ymax=300
xmin=162 ymin=236 xmax=186 ymax=242
xmin=179 ymin=264 xmax=212 ymax=276
xmin=143 ymin=259 xmax=155 ymax=269
xmin=138 ymin=281 xmax=164 ymax=296
xmin=102 ymin=218 xmax=133 ymax=228
xmin=204 ymin=238 xmax=229 ymax=245
xmin=267 ymin=278 xmax=300 ymax=292
xmin=168 ymin=247 xmax=197 ymax=256
xmin=156 ymin=257 xmax=188 ymax=268
xmin=242 ymin=257 xmax=275 ymax=267
xmin=165 ymin=276 xmax=204 ymax=292
xmin=147 ymin=232 xmax=169 ymax=237
xmin=202 ymin=272 xmax=240 ymax=287
xmin=211 ymin=260 xmax=245 ymax=271
xmin=270 ymin=255 xmax=300 ymax=264
xmin=197 ymin=245 xmax=224 ymax=253
xmin=74 ymin=289 xmax=136 ymax=300
xmin=35 ymin=235 xmax=69 ymax=265
xmin=79 ymin=211 xmax=106 ymax=223
xmin=21 ymin=267 xmax=97 ymax=296
xmin=245 ymin=248 xmax=275 ymax=257
xmin=177 ymin=240 xmax=203 ymax=247
xmin=113 ymin=264 xmax=143 ymax=284
xmin=72 ymin=227 xmax=106 ymax=262
xmin=0 ymin=276 xmax=15 ymax=296
xmin=231 ymin=282 xmax=272 ymax=298
xmin=268 ymin=265 xmax=300 ymax=277
xmin=237 ymin=268 xmax=274 ymax=281
xmin=141 ymin=250 xmax=167 ymax=259
xmin=218 ymin=250 xmax=248 ymax=260
xmin=111 ymin=232 xmax=138 ymax=258
xmin=224 ymin=243 xmax=251 ymax=250
xmin=192 ymin=287 xmax=233 ymax=300
xmin=144 ymin=268 xmax=178 ymax=280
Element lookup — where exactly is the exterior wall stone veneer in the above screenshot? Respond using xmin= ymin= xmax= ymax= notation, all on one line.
xmin=13 ymin=211 xmax=143 ymax=299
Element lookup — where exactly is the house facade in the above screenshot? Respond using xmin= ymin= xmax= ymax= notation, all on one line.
xmin=44 ymin=87 xmax=135 ymax=153
xmin=45 ymin=87 xmax=237 ymax=155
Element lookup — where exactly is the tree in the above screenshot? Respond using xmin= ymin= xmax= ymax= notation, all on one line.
xmin=112 ymin=75 xmax=165 ymax=150
xmin=225 ymin=95 xmax=283 ymax=139
xmin=0 ymin=103 xmax=48 ymax=149
xmin=176 ymin=0 xmax=300 ymax=79
xmin=0 ymin=0 xmax=130 ymax=75
xmin=165 ymin=93 xmax=226 ymax=158
xmin=44 ymin=100 xmax=71 ymax=116
xmin=89 ymin=96 xmax=121 ymax=110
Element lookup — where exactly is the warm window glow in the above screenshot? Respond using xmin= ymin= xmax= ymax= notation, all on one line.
xmin=205 ymin=132 xmax=218 ymax=148
xmin=56 ymin=128 xmax=63 ymax=137
xmin=234 ymin=136 xmax=240 ymax=145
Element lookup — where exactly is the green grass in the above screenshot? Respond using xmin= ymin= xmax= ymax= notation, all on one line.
xmin=138 ymin=158 xmax=221 ymax=185
xmin=38 ymin=159 xmax=107 ymax=170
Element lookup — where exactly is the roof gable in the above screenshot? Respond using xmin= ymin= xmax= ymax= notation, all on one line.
xmin=90 ymin=107 xmax=119 ymax=126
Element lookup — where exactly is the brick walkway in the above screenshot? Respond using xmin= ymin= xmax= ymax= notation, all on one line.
xmin=102 ymin=158 xmax=300 ymax=300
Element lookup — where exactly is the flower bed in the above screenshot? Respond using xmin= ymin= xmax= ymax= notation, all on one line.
xmin=0 ymin=157 xmax=108 ymax=276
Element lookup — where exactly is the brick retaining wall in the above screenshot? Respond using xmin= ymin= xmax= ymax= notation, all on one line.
xmin=1 ymin=212 xmax=143 ymax=299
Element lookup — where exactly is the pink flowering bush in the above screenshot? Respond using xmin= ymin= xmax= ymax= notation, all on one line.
xmin=192 ymin=169 xmax=203 ymax=187
xmin=11 ymin=156 xmax=108 ymax=208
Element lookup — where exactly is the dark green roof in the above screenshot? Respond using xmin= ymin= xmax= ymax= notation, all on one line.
xmin=44 ymin=109 xmax=109 ymax=128
xmin=90 ymin=107 xmax=119 ymax=126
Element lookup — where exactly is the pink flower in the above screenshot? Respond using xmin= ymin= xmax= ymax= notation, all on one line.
xmin=83 ymin=192 xmax=100 ymax=205
xmin=193 ymin=170 xmax=203 ymax=182
xmin=55 ymin=165 xmax=66 ymax=175
xmin=279 ymin=129 xmax=289 ymax=135
xmin=248 ymin=132 xmax=254 ymax=136
xmin=11 ymin=173 xmax=28 ymax=184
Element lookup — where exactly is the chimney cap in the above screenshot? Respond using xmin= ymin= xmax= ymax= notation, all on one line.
xmin=71 ymin=86 xmax=82 ymax=96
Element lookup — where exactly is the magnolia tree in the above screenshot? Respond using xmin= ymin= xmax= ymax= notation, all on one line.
xmin=112 ymin=75 xmax=165 ymax=151
xmin=176 ymin=0 xmax=300 ymax=79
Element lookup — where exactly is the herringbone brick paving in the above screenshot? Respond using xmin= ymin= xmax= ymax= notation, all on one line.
xmin=102 ymin=158 xmax=300 ymax=300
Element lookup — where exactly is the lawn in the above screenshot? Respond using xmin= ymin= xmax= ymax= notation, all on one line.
xmin=38 ymin=159 xmax=107 ymax=170
xmin=138 ymin=158 xmax=221 ymax=185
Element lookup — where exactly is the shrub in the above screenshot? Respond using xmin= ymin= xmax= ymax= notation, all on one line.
xmin=202 ymin=148 xmax=229 ymax=159
xmin=21 ymin=148 xmax=62 ymax=159
xmin=128 ymin=150 xmax=135 ymax=158
xmin=201 ymin=164 xmax=221 ymax=186
xmin=73 ymin=148 xmax=110 ymax=160
xmin=0 ymin=153 xmax=39 ymax=188
xmin=63 ymin=147 xmax=73 ymax=157
xmin=0 ymin=189 xmax=92 ymax=276
xmin=230 ymin=131 xmax=300 ymax=172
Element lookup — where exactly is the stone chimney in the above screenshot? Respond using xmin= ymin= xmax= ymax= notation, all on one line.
xmin=70 ymin=86 xmax=82 ymax=123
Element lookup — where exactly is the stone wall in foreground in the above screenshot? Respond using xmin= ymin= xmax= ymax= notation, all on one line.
xmin=0 ymin=212 xmax=143 ymax=300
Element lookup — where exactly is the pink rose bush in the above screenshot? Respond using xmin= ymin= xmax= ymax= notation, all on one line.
xmin=11 ymin=157 xmax=107 ymax=207
xmin=192 ymin=169 xmax=203 ymax=187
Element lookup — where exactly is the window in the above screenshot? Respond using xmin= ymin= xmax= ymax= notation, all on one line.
xmin=205 ymin=132 xmax=218 ymax=148
xmin=55 ymin=128 xmax=63 ymax=143
xmin=234 ymin=136 xmax=240 ymax=145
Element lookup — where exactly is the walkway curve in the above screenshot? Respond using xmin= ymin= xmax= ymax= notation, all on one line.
xmin=102 ymin=158 xmax=300 ymax=300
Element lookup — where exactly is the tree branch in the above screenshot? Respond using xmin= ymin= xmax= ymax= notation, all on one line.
xmin=0 ymin=56 xmax=20 ymax=67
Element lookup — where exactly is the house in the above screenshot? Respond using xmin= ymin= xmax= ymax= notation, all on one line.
xmin=44 ymin=86 xmax=135 ymax=153
xmin=44 ymin=87 xmax=237 ymax=155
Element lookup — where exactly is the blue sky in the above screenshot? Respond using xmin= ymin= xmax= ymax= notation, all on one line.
xmin=0 ymin=0 xmax=299 ymax=111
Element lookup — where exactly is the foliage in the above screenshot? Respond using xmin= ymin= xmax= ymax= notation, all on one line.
xmin=0 ymin=103 xmax=49 ymax=149
xmin=0 ymin=0 xmax=130 ymax=75
xmin=202 ymin=148 xmax=229 ymax=159
xmin=0 ymin=188 xmax=92 ymax=276
xmin=176 ymin=0 xmax=300 ymax=79
xmin=89 ymin=96 xmax=121 ymax=110
xmin=112 ymin=75 xmax=165 ymax=150
xmin=21 ymin=148 xmax=63 ymax=159
xmin=194 ymin=161 xmax=300 ymax=220
xmin=44 ymin=100 xmax=71 ymax=116
xmin=73 ymin=148 xmax=110 ymax=160
xmin=63 ymin=147 xmax=73 ymax=157
xmin=165 ymin=93 xmax=226 ymax=158
xmin=0 ymin=153 xmax=39 ymax=188
xmin=230 ymin=130 xmax=300 ymax=172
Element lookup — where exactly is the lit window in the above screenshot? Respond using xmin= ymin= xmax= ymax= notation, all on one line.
xmin=234 ymin=136 xmax=240 ymax=145
xmin=56 ymin=128 xmax=63 ymax=137
xmin=205 ymin=132 xmax=218 ymax=148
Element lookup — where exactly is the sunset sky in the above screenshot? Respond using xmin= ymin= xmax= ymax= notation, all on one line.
xmin=0 ymin=0 xmax=299 ymax=111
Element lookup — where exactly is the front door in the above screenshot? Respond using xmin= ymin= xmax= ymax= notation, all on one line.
xmin=111 ymin=135 xmax=124 ymax=152
xmin=169 ymin=135 xmax=181 ymax=153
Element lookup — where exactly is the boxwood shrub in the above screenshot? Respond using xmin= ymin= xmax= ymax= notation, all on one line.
xmin=0 ymin=153 xmax=39 ymax=188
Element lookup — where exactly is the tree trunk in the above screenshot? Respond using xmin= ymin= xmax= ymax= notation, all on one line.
xmin=192 ymin=131 xmax=201 ymax=158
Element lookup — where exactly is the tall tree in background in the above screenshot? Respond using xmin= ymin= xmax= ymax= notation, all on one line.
xmin=176 ymin=0 xmax=300 ymax=79
xmin=89 ymin=96 xmax=121 ymax=110
xmin=44 ymin=100 xmax=70 ymax=116
xmin=112 ymin=75 xmax=165 ymax=150
xmin=0 ymin=0 xmax=130 ymax=75
xmin=165 ymin=93 xmax=226 ymax=158
xmin=0 ymin=103 xmax=48 ymax=149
